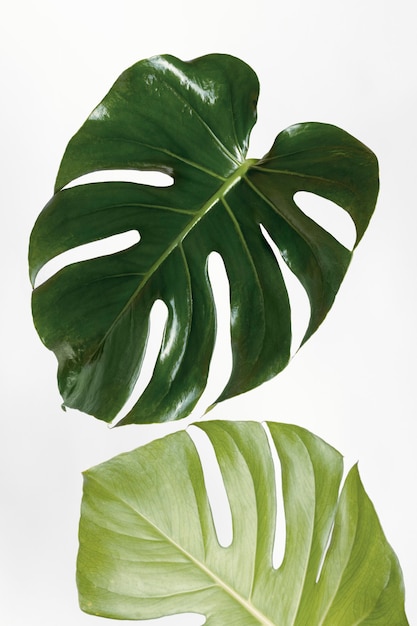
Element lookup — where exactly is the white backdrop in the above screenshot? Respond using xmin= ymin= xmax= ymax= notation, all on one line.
xmin=1 ymin=1 xmax=416 ymax=624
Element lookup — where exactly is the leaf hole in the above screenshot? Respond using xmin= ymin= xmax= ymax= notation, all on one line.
xmin=315 ymin=520 xmax=336 ymax=583
xmin=315 ymin=458 xmax=353 ymax=583
xmin=263 ymin=423 xmax=286 ymax=570
xmin=62 ymin=169 xmax=174 ymax=189
xmin=111 ymin=299 xmax=168 ymax=427
xmin=187 ymin=425 xmax=233 ymax=548
xmin=260 ymin=225 xmax=310 ymax=355
xmin=294 ymin=191 xmax=356 ymax=251
xmin=188 ymin=252 xmax=232 ymax=417
xmin=33 ymin=230 xmax=140 ymax=288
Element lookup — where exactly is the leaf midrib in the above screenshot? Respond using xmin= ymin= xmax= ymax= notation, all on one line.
xmin=87 ymin=471 xmax=277 ymax=626
xmin=90 ymin=158 xmax=258 ymax=360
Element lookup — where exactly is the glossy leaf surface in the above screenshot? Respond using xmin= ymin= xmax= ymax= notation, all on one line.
xmin=77 ymin=421 xmax=408 ymax=624
xmin=29 ymin=54 xmax=379 ymax=424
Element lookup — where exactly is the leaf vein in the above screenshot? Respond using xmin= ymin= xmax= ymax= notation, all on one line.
xmin=86 ymin=472 xmax=276 ymax=626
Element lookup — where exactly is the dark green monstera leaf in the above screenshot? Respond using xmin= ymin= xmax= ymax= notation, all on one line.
xmin=29 ymin=54 xmax=379 ymax=424
xmin=77 ymin=421 xmax=408 ymax=624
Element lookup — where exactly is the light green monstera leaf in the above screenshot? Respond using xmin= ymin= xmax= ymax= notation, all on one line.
xmin=77 ymin=421 xmax=408 ymax=624
xmin=29 ymin=54 xmax=379 ymax=424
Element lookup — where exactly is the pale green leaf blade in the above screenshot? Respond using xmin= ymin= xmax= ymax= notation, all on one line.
xmin=77 ymin=421 xmax=408 ymax=624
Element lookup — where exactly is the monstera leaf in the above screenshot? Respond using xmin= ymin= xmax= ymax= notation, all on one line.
xmin=77 ymin=421 xmax=408 ymax=624
xmin=29 ymin=54 xmax=379 ymax=424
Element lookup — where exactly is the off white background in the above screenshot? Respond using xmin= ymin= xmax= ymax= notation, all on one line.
xmin=1 ymin=0 xmax=416 ymax=624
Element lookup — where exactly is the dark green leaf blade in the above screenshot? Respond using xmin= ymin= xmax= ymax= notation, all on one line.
xmin=77 ymin=421 xmax=408 ymax=624
xmin=29 ymin=54 xmax=378 ymax=424
xmin=54 ymin=54 xmax=259 ymax=192
xmin=244 ymin=122 xmax=379 ymax=345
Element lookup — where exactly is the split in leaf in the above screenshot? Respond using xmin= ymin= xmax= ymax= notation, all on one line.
xmin=77 ymin=421 xmax=408 ymax=625
xmin=29 ymin=54 xmax=379 ymax=424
